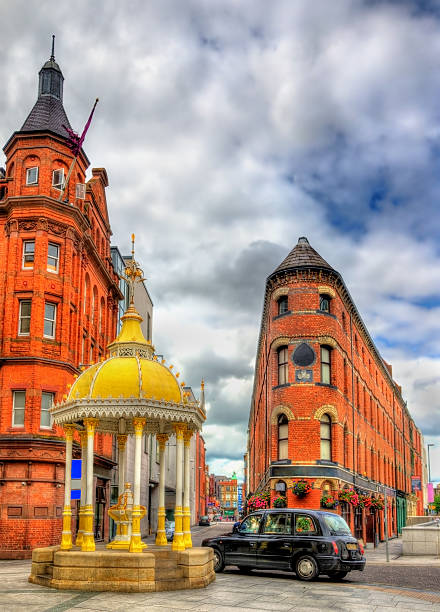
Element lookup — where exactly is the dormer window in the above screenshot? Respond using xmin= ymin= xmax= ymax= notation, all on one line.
xmin=278 ymin=296 xmax=288 ymax=315
xmin=26 ymin=167 xmax=39 ymax=185
xmin=52 ymin=169 xmax=64 ymax=190
xmin=319 ymin=294 xmax=331 ymax=313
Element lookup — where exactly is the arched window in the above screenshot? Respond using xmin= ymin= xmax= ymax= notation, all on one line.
xmin=319 ymin=294 xmax=331 ymax=313
xmin=320 ymin=346 xmax=331 ymax=384
xmin=278 ymin=414 xmax=289 ymax=460
xmin=320 ymin=414 xmax=332 ymax=460
xmin=92 ymin=286 xmax=97 ymax=324
xmin=99 ymin=297 xmax=105 ymax=335
xmin=83 ymin=275 xmax=89 ymax=314
xmin=277 ymin=296 xmax=288 ymax=315
xmin=277 ymin=346 xmax=288 ymax=385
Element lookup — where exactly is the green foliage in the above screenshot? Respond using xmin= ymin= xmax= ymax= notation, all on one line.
xmin=434 ymin=494 xmax=440 ymax=514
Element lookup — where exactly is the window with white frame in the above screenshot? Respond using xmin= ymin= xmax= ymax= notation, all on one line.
xmin=22 ymin=241 xmax=35 ymax=269
xmin=52 ymin=168 xmax=64 ymax=189
xmin=12 ymin=391 xmax=26 ymax=427
xmin=18 ymin=300 xmax=31 ymax=335
xmin=26 ymin=167 xmax=39 ymax=185
xmin=277 ymin=346 xmax=288 ymax=385
xmin=320 ymin=414 xmax=332 ymax=460
xmin=47 ymin=243 xmax=60 ymax=273
xmin=44 ymin=302 xmax=57 ymax=338
xmin=320 ymin=346 xmax=331 ymax=384
xmin=40 ymin=392 xmax=54 ymax=428
xmin=278 ymin=414 xmax=289 ymax=460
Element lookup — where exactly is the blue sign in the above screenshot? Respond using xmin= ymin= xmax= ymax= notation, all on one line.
xmin=72 ymin=459 xmax=82 ymax=479
xmin=71 ymin=489 xmax=81 ymax=500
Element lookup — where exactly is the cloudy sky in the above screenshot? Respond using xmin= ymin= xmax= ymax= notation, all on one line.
xmin=1 ymin=0 xmax=440 ymax=483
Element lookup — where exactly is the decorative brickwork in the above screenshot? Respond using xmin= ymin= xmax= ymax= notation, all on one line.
xmin=248 ymin=237 xmax=424 ymax=544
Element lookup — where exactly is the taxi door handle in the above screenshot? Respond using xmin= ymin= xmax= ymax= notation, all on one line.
xmin=249 ymin=542 xmax=256 ymax=547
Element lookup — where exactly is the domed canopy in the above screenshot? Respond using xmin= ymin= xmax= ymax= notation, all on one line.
xmin=52 ymin=304 xmax=205 ymax=435
xmin=68 ymin=307 xmax=182 ymax=404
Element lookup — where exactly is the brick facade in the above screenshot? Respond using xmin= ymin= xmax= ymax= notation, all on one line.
xmin=0 ymin=53 xmax=121 ymax=557
xmin=247 ymin=237 xmax=424 ymax=544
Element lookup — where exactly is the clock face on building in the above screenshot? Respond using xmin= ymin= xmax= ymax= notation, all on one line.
xmin=292 ymin=342 xmax=315 ymax=367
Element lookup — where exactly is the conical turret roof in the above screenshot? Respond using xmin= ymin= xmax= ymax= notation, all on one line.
xmin=271 ymin=237 xmax=334 ymax=276
xmin=20 ymin=38 xmax=71 ymax=138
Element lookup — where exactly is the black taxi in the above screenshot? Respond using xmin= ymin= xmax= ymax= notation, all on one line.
xmin=202 ymin=508 xmax=365 ymax=581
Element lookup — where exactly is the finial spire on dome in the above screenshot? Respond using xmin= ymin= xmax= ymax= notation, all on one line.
xmin=51 ymin=34 xmax=56 ymax=61
xmin=121 ymin=234 xmax=146 ymax=307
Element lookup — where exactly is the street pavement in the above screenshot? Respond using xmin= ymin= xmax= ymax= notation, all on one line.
xmin=0 ymin=523 xmax=439 ymax=611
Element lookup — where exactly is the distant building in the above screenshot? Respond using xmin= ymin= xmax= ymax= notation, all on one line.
xmin=247 ymin=237 xmax=424 ymax=545
xmin=218 ymin=474 xmax=239 ymax=519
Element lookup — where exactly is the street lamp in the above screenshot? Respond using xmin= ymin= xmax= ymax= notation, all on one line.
xmin=427 ymin=444 xmax=434 ymax=484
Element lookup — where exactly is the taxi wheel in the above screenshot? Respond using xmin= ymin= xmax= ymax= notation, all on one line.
xmin=295 ymin=555 xmax=319 ymax=581
xmin=213 ymin=548 xmax=225 ymax=573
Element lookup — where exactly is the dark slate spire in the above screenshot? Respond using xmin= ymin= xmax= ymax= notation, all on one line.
xmin=20 ymin=36 xmax=72 ymax=137
xmin=271 ymin=237 xmax=335 ymax=276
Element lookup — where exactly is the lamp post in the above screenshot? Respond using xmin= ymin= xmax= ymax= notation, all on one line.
xmin=427 ymin=444 xmax=434 ymax=484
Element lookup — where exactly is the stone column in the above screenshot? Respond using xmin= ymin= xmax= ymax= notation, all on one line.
xmin=118 ymin=434 xmax=128 ymax=496
xmin=116 ymin=434 xmax=128 ymax=542
xmin=60 ymin=424 xmax=75 ymax=550
xmin=129 ymin=417 xmax=147 ymax=552
xmin=155 ymin=433 xmax=169 ymax=546
xmin=183 ymin=428 xmax=193 ymax=548
xmin=81 ymin=418 xmax=98 ymax=552
xmin=172 ymin=423 xmax=186 ymax=551
xmin=75 ymin=430 xmax=88 ymax=546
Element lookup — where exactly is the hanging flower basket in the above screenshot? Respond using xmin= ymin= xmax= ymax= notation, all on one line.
xmin=246 ymin=491 xmax=270 ymax=513
xmin=338 ymin=488 xmax=360 ymax=507
xmin=292 ymin=479 xmax=312 ymax=497
xmin=320 ymin=494 xmax=338 ymax=509
xmin=371 ymin=497 xmax=384 ymax=511
xmin=272 ymin=495 xmax=287 ymax=508
xmin=359 ymin=494 xmax=372 ymax=509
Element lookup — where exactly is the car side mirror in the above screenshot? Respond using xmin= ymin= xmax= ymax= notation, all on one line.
xmin=232 ymin=523 xmax=240 ymax=534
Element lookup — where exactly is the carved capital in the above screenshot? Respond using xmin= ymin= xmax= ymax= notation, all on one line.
xmin=63 ymin=424 xmax=76 ymax=440
xmin=156 ymin=433 xmax=169 ymax=451
xmin=132 ymin=417 xmax=146 ymax=436
xmin=174 ymin=423 xmax=186 ymax=440
xmin=79 ymin=431 xmax=88 ymax=447
xmin=183 ymin=430 xmax=193 ymax=446
xmin=83 ymin=417 xmax=99 ymax=434
xmin=117 ymin=434 xmax=128 ymax=451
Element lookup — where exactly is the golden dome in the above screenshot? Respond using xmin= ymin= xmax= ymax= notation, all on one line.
xmin=68 ymin=306 xmax=182 ymax=404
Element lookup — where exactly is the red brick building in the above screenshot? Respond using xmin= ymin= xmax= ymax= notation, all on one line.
xmin=247 ymin=237 xmax=424 ymax=544
xmin=0 ymin=49 xmax=121 ymax=557
xmin=218 ymin=477 xmax=239 ymax=519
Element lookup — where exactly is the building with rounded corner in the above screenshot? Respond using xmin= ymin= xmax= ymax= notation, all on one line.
xmin=247 ymin=237 xmax=424 ymax=544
